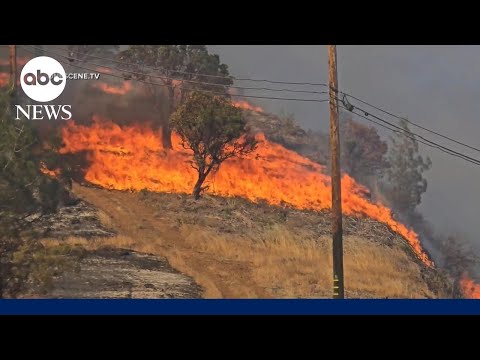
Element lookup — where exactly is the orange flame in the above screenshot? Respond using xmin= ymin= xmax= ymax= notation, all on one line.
xmin=460 ymin=273 xmax=480 ymax=299
xmin=40 ymin=162 xmax=60 ymax=178
xmin=0 ymin=56 xmax=29 ymax=67
xmin=0 ymin=72 xmax=9 ymax=87
xmin=233 ymin=100 xmax=264 ymax=113
xmin=172 ymin=79 xmax=183 ymax=87
xmin=60 ymin=116 xmax=432 ymax=266
xmin=93 ymin=82 xmax=133 ymax=95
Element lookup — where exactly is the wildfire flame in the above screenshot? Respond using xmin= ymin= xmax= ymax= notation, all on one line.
xmin=93 ymin=82 xmax=133 ymax=95
xmin=460 ymin=273 xmax=480 ymax=299
xmin=233 ymin=100 xmax=264 ymax=113
xmin=40 ymin=162 xmax=60 ymax=178
xmin=0 ymin=72 xmax=9 ymax=87
xmin=60 ymin=116 xmax=432 ymax=266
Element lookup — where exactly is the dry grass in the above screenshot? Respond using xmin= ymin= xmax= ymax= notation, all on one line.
xmin=178 ymin=224 xmax=432 ymax=298
xmin=96 ymin=210 xmax=113 ymax=228
xmin=42 ymin=235 xmax=135 ymax=251
xmin=42 ymin=223 xmax=432 ymax=298
xmin=65 ymin=185 xmax=440 ymax=298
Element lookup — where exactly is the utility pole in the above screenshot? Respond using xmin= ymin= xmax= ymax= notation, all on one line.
xmin=328 ymin=45 xmax=345 ymax=299
xmin=9 ymin=45 xmax=16 ymax=95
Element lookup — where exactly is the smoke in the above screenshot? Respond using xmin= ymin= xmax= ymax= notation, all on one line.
xmin=59 ymin=65 xmax=169 ymax=126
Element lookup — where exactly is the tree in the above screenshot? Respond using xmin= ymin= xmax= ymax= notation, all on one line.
xmin=0 ymin=91 xmax=38 ymax=213
xmin=0 ymin=89 xmax=70 ymax=214
xmin=0 ymin=90 xmax=73 ymax=297
xmin=171 ymin=92 xmax=257 ymax=199
xmin=440 ymin=234 xmax=479 ymax=280
xmin=118 ymin=45 xmax=233 ymax=149
xmin=65 ymin=45 xmax=120 ymax=63
xmin=382 ymin=119 xmax=432 ymax=219
xmin=340 ymin=117 xmax=388 ymax=185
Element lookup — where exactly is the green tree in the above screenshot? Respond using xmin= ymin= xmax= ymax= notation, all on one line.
xmin=0 ymin=91 xmax=38 ymax=213
xmin=340 ymin=117 xmax=388 ymax=184
xmin=118 ymin=45 xmax=233 ymax=149
xmin=0 ymin=90 xmax=69 ymax=214
xmin=0 ymin=90 xmax=74 ymax=297
xmin=171 ymin=92 xmax=257 ymax=199
xmin=382 ymin=119 xmax=432 ymax=218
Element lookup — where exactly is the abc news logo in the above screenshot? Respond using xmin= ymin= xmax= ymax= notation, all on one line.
xmin=15 ymin=56 xmax=72 ymax=120
xmin=23 ymin=70 xmax=64 ymax=86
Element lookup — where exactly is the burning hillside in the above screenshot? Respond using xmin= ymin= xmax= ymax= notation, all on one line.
xmin=93 ymin=82 xmax=133 ymax=95
xmin=45 ymin=69 xmax=479 ymax=298
xmin=60 ymin=116 xmax=432 ymax=266
xmin=233 ymin=100 xmax=264 ymax=113
xmin=460 ymin=275 xmax=480 ymax=298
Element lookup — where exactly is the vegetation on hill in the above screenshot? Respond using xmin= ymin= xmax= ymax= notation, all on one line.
xmin=62 ymin=184 xmax=451 ymax=298
xmin=0 ymin=90 xmax=73 ymax=297
xmin=171 ymin=92 xmax=257 ymax=199
xmin=0 ymin=45 xmax=475 ymax=298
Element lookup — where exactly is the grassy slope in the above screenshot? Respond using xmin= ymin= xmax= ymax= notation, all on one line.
xmin=63 ymin=183 xmax=450 ymax=299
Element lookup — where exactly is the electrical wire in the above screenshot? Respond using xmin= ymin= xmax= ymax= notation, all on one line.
xmin=338 ymin=102 xmax=480 ymax=166
xmin=341 ymin=92 xmax=480 ymax=154
xmin=48 ymin=45 xmax=332 ymax=87
xmin=43 ymin=45 xmax=480 ymax=155
xmin=16 ymin=45 xmax=480 ymax=165
xmin=18 ymin=45 xmax=331 ymax=104
xmin=350 ymin=103 xmax=480 ymax=165
xmin=24 ymin=45 xmax=329 ymax=97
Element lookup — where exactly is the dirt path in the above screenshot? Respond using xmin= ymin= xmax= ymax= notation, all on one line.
xmin=72 ymin=184 xmax=268 ymax=298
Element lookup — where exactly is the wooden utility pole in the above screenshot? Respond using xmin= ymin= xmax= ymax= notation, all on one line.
xmin=328 ymin=45 xmax=344 ymax=299
xmin=9 ymin=45 xmax=16 ymax=94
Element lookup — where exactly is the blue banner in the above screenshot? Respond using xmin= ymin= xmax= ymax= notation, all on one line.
xmin=0 ymin=299 xmax=479 ymax=315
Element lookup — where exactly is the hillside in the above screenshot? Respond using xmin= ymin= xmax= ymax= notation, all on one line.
xmin=18 ymin=107 xmax=452 ymax=299
xmin=33 ymin=183 xmax=449 ymax=299
xmin=244 ymin=109 xmax=330 ymax=166
xmin=2 ymin=104 xmax=452 ymax=299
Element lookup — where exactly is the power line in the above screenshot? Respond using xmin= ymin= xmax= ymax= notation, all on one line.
xmin=41 ymin=45 xmax=480 ymax=156
xmin=17 ymin=45 xmax=480 ymax=164
xmin=24 ymin=45 xmax=329 ymax=97
xmin=341 ymin=93 xmax=480 ymax=154
xmin=338 ymin=102 xmax=480 ymax=166
xmin=351 ymin=103 xmax=480 ymax=165
xmin=19 ymin=45 xmax=331 ymax=104
xmin=48 ymin=45 xmax=333 ymax=87
xmin=347 ymin=107 xmax=480 ymax=166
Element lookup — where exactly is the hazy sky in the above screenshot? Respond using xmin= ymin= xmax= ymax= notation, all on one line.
xmin=209 ymin=45 xmax=480 ymax=244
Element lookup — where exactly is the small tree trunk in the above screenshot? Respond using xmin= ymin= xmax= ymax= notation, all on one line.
xmin=162 ymin=123 xmax=173 ymax=150
xmin=193 ymin=172 xmax=206 ymax=200
xmin=162 ymin=86 xmax=175 ymax=150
